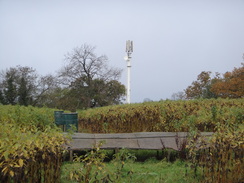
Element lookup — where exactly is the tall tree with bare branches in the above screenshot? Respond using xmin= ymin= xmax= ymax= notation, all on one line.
xmin=58 ymin=44 xmax=125 ymax=109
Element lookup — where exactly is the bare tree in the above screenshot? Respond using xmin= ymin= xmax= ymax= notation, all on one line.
xmin=34 ymin=74 xmax=59 ymax=106
xmin=171 ymin=91 xmax=186 ymax=100
xmin=58 ymin=44 xmax=122 ymax=86
xmin=57 ymin=44 xmax=125 ymax=109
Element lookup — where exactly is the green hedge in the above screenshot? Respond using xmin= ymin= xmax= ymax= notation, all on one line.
xmin=78 ymin=99 xmax=244 ymax=133
xmin=0 ymin=105 xmax=67 ymax=183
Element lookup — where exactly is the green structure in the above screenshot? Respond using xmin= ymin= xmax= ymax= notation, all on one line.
xmin=54 ymin=111 xmax=64 ymax=125
xmin=54 ymin=111 xmax=78 ymax=132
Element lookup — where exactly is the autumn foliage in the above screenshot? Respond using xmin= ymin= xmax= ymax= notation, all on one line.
xmin=185 ymin=63 xmax=244 ymax=99
xmin=211 ymin=65 xmax=244 ymax=98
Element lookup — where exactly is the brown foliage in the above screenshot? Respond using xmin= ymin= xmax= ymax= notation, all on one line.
xmin=188 ymin=125 xmax=244 ymax=183
xmin=185 ymin=64 xmax=244 ymax=99
xmin=185 ymin=71 xmax=213 ymax=99
xmin=78 ymin=99 xmax=244 ymax=133
xmin=211 ymin=65 xmax=244 ymax=98
xmin=79 ymin=104 xmax=161 ymax=133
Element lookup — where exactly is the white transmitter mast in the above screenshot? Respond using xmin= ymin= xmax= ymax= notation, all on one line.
xmin=124 ymin=40 xmax=133 ymax=104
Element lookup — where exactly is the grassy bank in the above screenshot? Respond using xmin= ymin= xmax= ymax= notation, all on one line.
xmin=61 ymin=159 xmax=200 ymax=183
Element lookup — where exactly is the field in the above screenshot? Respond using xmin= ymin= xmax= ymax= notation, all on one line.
xmin=0 ymin=98 xmax=243 ymax=182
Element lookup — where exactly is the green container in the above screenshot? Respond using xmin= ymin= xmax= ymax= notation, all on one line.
xmin=63 ymin=113 xmax=78 ymax=131
xmin=54 ymin=111 xmax=64 ymax=125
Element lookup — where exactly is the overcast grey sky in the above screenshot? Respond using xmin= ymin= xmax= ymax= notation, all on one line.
xmin=0 ymin=0 xmax=244 ymax=103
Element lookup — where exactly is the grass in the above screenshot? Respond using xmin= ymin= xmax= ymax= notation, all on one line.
xmin=61 ymin=158 xmax=202 ymax=183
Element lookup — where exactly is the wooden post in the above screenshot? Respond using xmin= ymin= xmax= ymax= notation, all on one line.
xmin=114 ymin=148 xmax=119 ymax=155
xmin=69 ymin=150 xmax=73 ymax=162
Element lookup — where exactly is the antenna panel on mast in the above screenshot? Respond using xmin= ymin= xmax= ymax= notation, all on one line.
xmin=126 ymin=40 xmax=133 ymax=54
